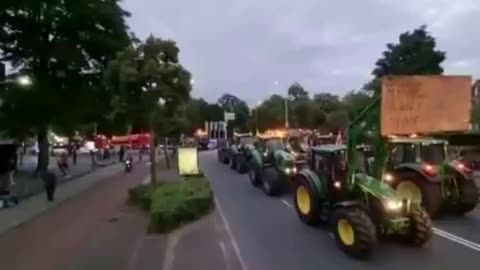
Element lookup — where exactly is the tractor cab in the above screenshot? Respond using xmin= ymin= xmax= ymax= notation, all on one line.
xmin=235 ymin=133 xmax=254 ymax=147
xmin=309 ymin=145 xmax=349 ymax=201
xmin=385 ymin=137 xmax=448 ymax=167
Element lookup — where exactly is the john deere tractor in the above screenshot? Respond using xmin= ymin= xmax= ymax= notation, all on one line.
xmin=228 ymin=133 xmax=254 ymax=173
xmin=380 ymin=136 xmax=479 ymax=218
xmin=288 ymin=75 xmax=475 ymax=258
xmin=246 ymin=132 xmax=301 ymax=196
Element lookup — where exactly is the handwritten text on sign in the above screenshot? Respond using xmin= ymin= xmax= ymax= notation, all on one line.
xmin=381 ymin=76 xmax=471 ymax=136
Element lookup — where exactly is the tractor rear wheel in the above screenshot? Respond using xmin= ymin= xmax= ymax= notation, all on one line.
xmin=454 ymin=176 xmax=479 ymax=215
xmin=261 ymin=167 xmax=283 ymax=196
xmin=236 ymin=155 xmax=248 ymax=174
xmin=406 ymin=207 xmax=432 ymax=246
xmin=248 ymin=159 xmax=261 ymax=187
xmin=293 ymin=176 xmax=321 ymax=226
xmin=394 ymin=171 xmax=443 ymax=218
xmin=332 ymin=207 xmax=377 ymax=259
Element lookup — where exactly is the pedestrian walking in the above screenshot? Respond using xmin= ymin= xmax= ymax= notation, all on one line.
xmin=119 ymin=145 xmax=125 ymax=162
xmin=57 ymin=152 xmax=70 ymax=177
xmin=41 ymin=170 xmax=57 ymax=202
xmin=89 ymin=150 xmax=97 ymax=169
xmin=72 ymin=144 xmax=77 ymax=165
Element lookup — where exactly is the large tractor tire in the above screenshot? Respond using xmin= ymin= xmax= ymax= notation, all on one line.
xmin=293 ymin=176 xmax=322 ymax=226
xmin=454 ymin=176 xmax=479 ymax=215
xmin=406 ymin=207 xmax=432 ymax=246
xmin=332 ymin=207 xmax=377 ymax=259
xmin=260 ymin=167 xmax=283 ymax=196
xmin=236 ymin=155 xmax=248 ymax=174
xmin=394 ymin=171 xmax=443 ymax=218
xmin=218 ymin=150 xmax=229 ymax=164
xmin=248 ymin=158 xmax=261 ymax=187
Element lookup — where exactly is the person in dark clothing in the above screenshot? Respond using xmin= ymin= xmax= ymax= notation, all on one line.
xmin=41 ymin=170 xmax=57 ymax=202
xmin=89 ymin=150 xmax=97 ymax=169
xmin=72 ymin=144 xmax=77 ymax=165
xmin=119 ymin=146 xmax=125 ymax=162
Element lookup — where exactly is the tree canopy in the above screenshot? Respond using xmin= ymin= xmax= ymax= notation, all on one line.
xmin=104 ymin=35 xmax=192 ymax=136
xmin=0 ymin=0 xmax=131 ymax=171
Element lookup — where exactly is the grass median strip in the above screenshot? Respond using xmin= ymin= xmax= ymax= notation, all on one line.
xmin=128 ymin=176 xmax=214 ymax=233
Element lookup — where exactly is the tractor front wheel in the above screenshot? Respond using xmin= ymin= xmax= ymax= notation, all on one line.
xmin=332 ymin=207 xmax=377 ymax=259
xmin=261 ymin=167 xmax=283 ymax=196
xmin=406 ymin=207 xmax=432 ymax=246
xmin=293 ymin=176 xmax=321 ymax=226
xmin=394 ymin=171 xmax=443 ymax=218
xmin=454 ymin=176 xmax=479 ymax=215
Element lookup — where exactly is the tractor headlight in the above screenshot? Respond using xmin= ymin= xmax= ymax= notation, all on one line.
xmin=285 ymin=167 xmax=296 ymax=174
xmin=383 ymin=173 xmax=394 ymax=182
xmin=385 ymin=199 xmax=403 ymax=211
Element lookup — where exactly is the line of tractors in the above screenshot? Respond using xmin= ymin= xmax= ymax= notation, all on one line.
xmin=216 ymin=75 xmax=479 ymax=259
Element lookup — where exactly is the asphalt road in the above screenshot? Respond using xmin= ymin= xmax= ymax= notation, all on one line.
xmin=200 ymin=151 xmax=480 ymax=270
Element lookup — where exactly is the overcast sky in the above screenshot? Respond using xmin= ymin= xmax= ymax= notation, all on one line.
xmin=123 ymin=0 xmax=480 ymax=105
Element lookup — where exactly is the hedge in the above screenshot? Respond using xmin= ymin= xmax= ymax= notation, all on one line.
xmin=128 ymin=177 xmax=214 ymax=233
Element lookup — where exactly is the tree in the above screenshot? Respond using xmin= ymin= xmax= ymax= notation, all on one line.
xmin=326 ymin=110 xmax=349 ymax=133
xmin=313 ymin=93 xmax=343 ymax=113
xmin=287 ymin=82 xmax=308 ymax=100
xmin=256 ymin=95 xmax=286 ymax=130
xmin=104 ymin=35 xmax=192 ymax=183
xmin=104 ymin=35 xmax=192 ymax=132
xmin=0 ymin=0 xmax=131 ymax=172
xmin=217 ymin=93 xmax=250 ymax=132
xmin=368 ymin=25 xmax=446 ymax=95
xmin=342 ymin=90 xmax=373 ymax=119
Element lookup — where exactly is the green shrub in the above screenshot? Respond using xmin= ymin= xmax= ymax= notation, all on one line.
xmin=128 ymin=184 xmax=161 ymax=211
xmin=129 ymin=177 xmax=214 ymax=234
xmin=148 ymin=178 xmax=214 ymax=233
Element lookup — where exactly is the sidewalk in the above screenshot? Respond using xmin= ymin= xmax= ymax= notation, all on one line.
xmin=0 ymin=162 xmax=123 ymax=235
xmin=5 ymin=155 xmax=118 ymax=200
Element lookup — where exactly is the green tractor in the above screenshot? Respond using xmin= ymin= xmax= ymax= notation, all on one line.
xmin=380 ymin=136 xmax=479 ymax=218
xmin=228 ymin=133 xmax=254 ymax=173
xmin=288 ymin=76 xmax=459 ymax=258
xmin=286 ymin=131 xmax=310 ymax=162
xmin=291 ymin=144 xmax=431 ymax=258
xmin=217 ymin=138 xmax=230 ymax=164
xmin=246 ymin=134 xmax=302 ymax=196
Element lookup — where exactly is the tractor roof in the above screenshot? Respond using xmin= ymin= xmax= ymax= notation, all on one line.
xmin=387 ymin=136 xmax=447 ymax=144
xmin=312 ymin=144 xmax=346 ymax=153
xmin=234 ymin=133 xmax=253 ymax=137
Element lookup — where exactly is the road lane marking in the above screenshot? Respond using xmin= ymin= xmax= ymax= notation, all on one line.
xmin=281 ymin=199 xmax=293 ymax=208
xmin=218 ymin=240 xmax=233 ymax=270
xmin=215 ymin=198 xmax=248 ymax=270
xmin=433 ymin=227 xmax=480 ymax=252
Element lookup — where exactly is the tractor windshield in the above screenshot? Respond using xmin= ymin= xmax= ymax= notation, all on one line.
xmin=388 ymin=142 xmax=446 ymax=165
xmin=266 ymin=138 xmax=285 ymax=151
xmin=239 ymin=136 xmax=253 ymax=145
xmin=419 ymin=143 xmax=446 ymax=165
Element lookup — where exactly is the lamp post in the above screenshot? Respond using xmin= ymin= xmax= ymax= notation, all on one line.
xmin=0 ymin=75 xmax=32 ymax=87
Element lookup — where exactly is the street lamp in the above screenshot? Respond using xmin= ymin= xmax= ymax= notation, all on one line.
xmin=0 ymin=75 xmax=32 ymax=86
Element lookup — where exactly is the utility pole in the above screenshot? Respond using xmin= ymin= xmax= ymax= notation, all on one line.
xmin=284 ymin=98 xmax=289 ymax=129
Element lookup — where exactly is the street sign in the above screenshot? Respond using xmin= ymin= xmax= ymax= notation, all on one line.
xmin=224 ymin=112 xmax=235 ymax=121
